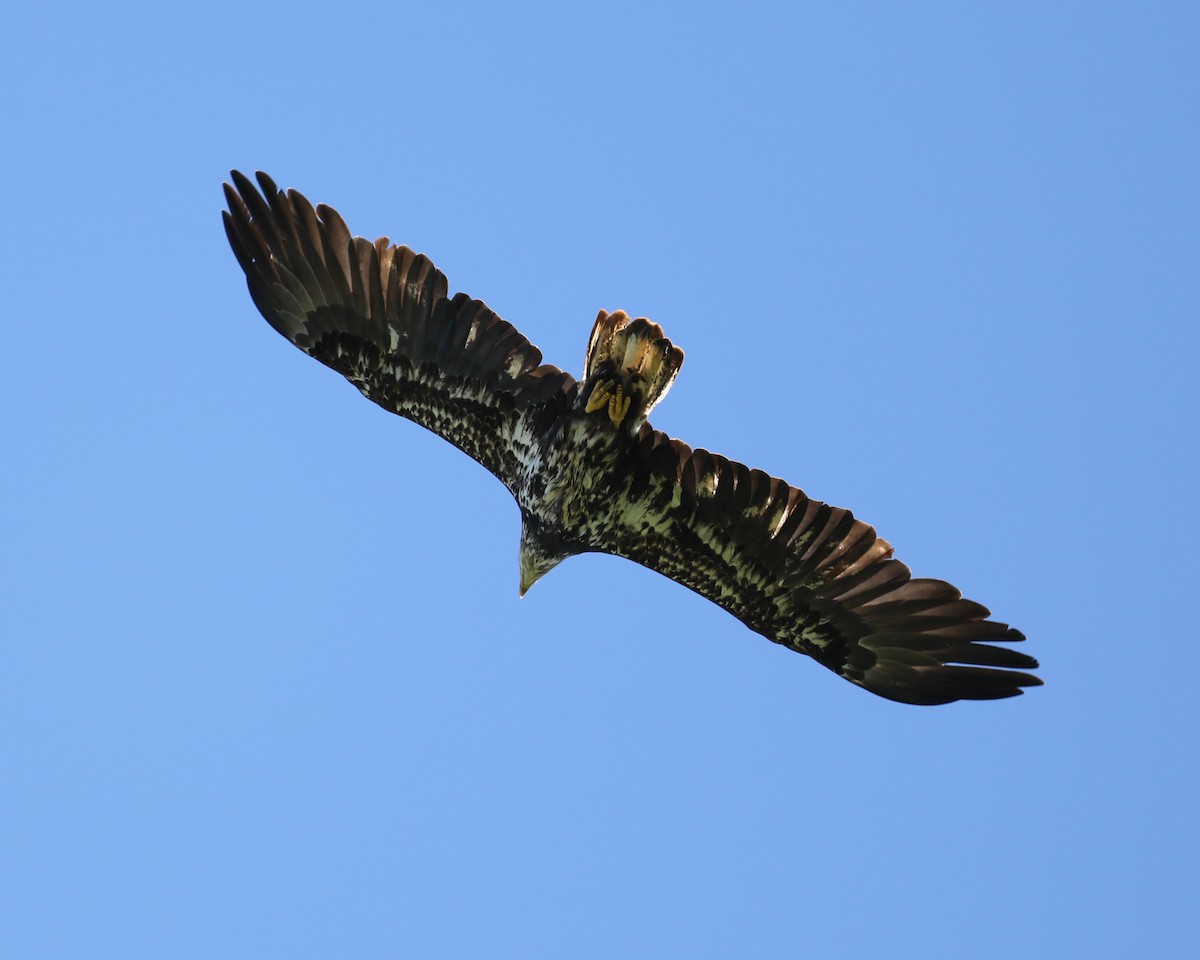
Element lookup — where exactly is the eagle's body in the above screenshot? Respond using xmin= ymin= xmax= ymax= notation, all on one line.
xmin=224 ymin=171 xmax=1041 ymax=705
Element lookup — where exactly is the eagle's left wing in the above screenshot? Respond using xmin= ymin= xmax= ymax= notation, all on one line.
xmin=606 ymin=426 xmax=1040 ymax=705
xmin=223 ymin=171 xmax=575 ymax=495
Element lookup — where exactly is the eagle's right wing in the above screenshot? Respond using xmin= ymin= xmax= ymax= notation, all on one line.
xmin=223 ymin=171 xmax=575 ymax=495
xmin=607 ymin=426 xmax=1040 ymax=705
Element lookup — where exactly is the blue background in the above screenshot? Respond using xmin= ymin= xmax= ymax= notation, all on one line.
xmin=4 ymin=2 xmax=1196 ymax=956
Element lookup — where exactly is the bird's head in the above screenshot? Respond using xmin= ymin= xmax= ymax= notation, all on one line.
xmin=518 ymin=513 xmax=575 ymax=597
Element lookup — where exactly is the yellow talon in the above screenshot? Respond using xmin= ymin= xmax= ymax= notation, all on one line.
xmin=608 ymin=385 xmax=632 ymax=427
xmin=585 ymin=380 xmax=612 ymax=414
xmin=587 ymin=379 xmax=634 ymax=426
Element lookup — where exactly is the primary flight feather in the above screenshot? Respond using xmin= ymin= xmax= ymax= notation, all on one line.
xmin=223 ymin=171 xmax=1041 ymax=705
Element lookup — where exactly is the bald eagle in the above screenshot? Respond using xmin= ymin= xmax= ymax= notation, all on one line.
xmin=223 ymin=171 xmax=1040 ymax=705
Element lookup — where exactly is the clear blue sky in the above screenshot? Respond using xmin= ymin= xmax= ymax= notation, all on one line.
xmin=3 ymin=2 xmax=1196 ymax=957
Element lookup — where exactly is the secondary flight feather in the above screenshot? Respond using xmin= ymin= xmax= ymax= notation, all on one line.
xmin=223 ymin=171 xmax=1041 ymax=705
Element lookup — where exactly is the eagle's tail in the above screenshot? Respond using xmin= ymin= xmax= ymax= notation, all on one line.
xmin=584 ymin=310 xmax=684 ymax=419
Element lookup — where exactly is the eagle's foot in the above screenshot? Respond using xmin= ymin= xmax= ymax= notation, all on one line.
xmin=585 ymin=379 xmax=633 ymax=427
xmin=584 ymin=379 xmax=611 ymax=414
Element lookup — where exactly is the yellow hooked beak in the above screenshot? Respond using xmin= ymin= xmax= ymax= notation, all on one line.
xmin=519 ymin=564 xmax=541 ymax=598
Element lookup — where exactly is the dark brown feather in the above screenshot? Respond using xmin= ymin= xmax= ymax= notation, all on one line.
xmin=224 ymin=171 xmax=575 ymax=491
xmin=609 ymin=427 xmax=1040 ymax=704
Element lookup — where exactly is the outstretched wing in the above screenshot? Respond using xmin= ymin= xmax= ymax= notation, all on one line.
xmin=223 ymin=171 xmax=575 ymax=494
xmin=608 ymin=427 xmax=1040 ymax=704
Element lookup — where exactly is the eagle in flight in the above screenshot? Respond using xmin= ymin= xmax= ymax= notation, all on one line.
xmin=223 ymin=171 xmax=1041 ymax=705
